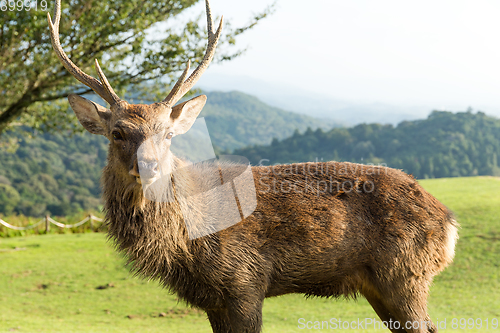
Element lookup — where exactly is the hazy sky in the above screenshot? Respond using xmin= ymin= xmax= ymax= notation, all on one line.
xmin=184 ymin=0 xmax=500 ymax=113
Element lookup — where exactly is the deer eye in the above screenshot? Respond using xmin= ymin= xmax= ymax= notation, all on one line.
xmin=112 ymin=131 xmax=123 ymax=141
xmin=166 ymin=132 xmax=174 ymax=140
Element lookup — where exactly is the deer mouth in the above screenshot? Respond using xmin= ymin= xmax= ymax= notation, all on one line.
xmin=136 ymin=176 xmax=158 ymax=186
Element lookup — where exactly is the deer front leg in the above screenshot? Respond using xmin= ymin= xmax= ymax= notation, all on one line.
xmin=225 ymin=295 xmax=264 ymax=333
xmin=207 ymin=298 xmax=264 ymax=333
xmin=207 ymin=308 xmax=233 ymax=333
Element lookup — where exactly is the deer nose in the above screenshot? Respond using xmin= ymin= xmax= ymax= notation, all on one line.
xmin=138 ymin=160 xmax=159 ymax=179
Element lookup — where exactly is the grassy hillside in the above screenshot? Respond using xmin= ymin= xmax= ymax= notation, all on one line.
xmin=0 ymin=177 xmax=498 ymax=332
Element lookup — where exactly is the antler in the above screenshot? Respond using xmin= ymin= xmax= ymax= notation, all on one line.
xmin=163 ymin=0 xmax=223 ymax=107
xmin=47 ymin=0 xmax=121 ymax=105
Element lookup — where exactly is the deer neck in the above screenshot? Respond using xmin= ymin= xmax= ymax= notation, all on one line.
xmin=102 ymin=155 xmax=195 ymax=278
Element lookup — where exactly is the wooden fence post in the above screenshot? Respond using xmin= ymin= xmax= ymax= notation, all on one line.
xmin=89 ymin=214 xmax=94 ymax=232
xmin=45 ymin=215 xmax=50 ymax=234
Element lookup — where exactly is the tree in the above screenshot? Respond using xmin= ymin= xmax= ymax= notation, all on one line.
xmin=0 ymin=0 xmax=273 ymax=134
xmin=0 ymin=183 xmax=21 ymax=215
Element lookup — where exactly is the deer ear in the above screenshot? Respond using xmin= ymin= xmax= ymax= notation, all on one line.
xmin=68 ymin=94 xmax=111 ymax=135
xmin=170 ymin=95 xmax=207 ymax=135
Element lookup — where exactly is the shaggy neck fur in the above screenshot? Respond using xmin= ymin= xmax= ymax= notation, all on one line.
xmin=102 ymin=153 xmax=248 ymax=286
xmin=102 ymin=156 xmax=197 ymax=281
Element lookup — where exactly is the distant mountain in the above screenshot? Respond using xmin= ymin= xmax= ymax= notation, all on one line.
xmin=198 ymin=73 xmax=434 ymax=125
xmin=200 ymin=91 xmax=337 ymax=151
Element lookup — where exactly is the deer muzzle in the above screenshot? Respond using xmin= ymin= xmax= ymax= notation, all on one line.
xmin=138 ymin=160 xmax=160 ymax=184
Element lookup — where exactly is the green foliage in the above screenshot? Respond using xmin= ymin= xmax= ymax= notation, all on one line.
xmin=0 ymin=0 xmax=272 ymax=134
xmin=0 ymin=183 xmax=20 ymax=215
xmin=235 ymin=110 xmax=500 ymax=179
xmin=0 ymin=177 xmax=498 ymax=332
xmin=0 ymin=128 xmax=107 ymax=217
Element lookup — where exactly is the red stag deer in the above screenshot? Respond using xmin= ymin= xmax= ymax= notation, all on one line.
xmin=48 ymin=0 xmax=458 ymax=332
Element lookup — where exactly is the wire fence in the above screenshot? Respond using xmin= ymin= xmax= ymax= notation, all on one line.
xmin=0 ymin=214 xmax=104 ymax=234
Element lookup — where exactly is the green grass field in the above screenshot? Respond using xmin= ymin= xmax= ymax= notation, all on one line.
xmin=0 ymin=177 xmax=499 ymax=332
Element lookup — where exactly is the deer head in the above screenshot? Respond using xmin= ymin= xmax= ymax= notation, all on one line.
xmin=47 ymin=0 xmax=223 ymax=187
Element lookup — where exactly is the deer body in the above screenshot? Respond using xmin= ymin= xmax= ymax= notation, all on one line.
xmin=103 ymin=158 xmax=457 ymax=333
xmin=48 ymin=1 xmax=458 ymax=332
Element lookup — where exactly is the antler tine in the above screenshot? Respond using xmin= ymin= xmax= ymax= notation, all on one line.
xmin=47 ymin=0 xmax=121 ymax=106
xmin=163 ymin=60 xmax=191 ymax=107
xmin=163 ymin=0 xmax=223 ymax=107
xmin=95 ymin=59 xmax=121 ymax=105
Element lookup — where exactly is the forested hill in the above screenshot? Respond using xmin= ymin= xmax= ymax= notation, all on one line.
xmin=0 ymin=130 xmax=106 ymax=217
xmin=234 ymin=110 xmax=500 ymax=179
